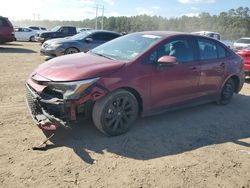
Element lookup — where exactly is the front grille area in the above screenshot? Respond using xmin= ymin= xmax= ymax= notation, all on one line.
xmin=26 ymin=84 xmax=42 ymax=117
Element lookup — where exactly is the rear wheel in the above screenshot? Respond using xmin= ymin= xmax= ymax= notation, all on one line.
xmin=92 ymin=89 xmax=138 ymax=136
xmin=0 ymin=36 xmax=3 ymax=44
xmin=218 ymin=78 xmax=235 ymax=105
xmin=65 ymin=47 xmax=79 ymax=55
xmin=29 ymin=36 xmax=35 ymax=42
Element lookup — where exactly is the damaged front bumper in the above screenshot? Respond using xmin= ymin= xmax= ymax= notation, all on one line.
xmin=26 ymin=83 xmax=68 ymax=131
xmin=25 ymin=81 xmax=107 ymax=131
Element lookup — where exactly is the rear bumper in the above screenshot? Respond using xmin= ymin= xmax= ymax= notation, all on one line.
xmin=0 ymin=34 xmax=15 ymax=43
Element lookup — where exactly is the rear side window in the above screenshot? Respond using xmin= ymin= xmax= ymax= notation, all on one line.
xmin=68 ymin=27 xmax=76 ymax=34
xmin=0 ymin=18 xmax=10 ymax=27
xmin=29 ymin=27 xmax=39 ymax=30
xmin=198 ymin=38 xmax=217 ymax=60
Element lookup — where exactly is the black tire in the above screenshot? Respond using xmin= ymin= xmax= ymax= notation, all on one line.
xmin=65 ymin=47 xmax=79 ymax=55
xmin=92 ymin=89 xmax=139 ymax=136
xmin=0 ymin=36 xmax=3 ymax=44
xmin=29 ymin=36 xmax=35 ymax=42
xmin=218 ymin=78 xmax=235 ymax=105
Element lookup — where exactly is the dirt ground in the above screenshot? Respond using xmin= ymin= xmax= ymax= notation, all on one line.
xmin=0 ymin=42 xmax=249 ymax=188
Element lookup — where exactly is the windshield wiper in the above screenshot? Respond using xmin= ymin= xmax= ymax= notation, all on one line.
xmin=90 ymin=51 xmax=116 ymax=60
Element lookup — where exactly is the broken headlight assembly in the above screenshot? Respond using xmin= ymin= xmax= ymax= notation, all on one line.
xmin=45 ymin=78 xmax=100 ymax=100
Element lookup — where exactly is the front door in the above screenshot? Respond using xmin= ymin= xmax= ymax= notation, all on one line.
xmin=145 ymin=36 xmax=201 ymax=111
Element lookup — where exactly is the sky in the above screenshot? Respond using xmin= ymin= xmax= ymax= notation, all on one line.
xmin=1 ymin=0 xmax=249 ymax=21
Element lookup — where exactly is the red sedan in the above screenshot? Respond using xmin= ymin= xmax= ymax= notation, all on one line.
xmin=236 ymin=47 xmax=250 ymax=77
xmin=26 ymin=31 xmax=245 ymax=136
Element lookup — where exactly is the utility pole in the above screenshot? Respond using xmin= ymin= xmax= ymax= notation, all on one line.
xmin=95 ymin=6 xmax=98 ymax=29
xmin=101 ymin=5 xmax=104 ymax=30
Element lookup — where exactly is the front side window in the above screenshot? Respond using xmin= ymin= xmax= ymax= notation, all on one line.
xmin=92 ymin=33 xmax=107 ymax=41
xmin=147 ymin=37 xmax=195 ymax=64
xmin=105 ymin=33 xmax=120 ymax=41
xmin=60 ymin=27 xmax=69 ymax=34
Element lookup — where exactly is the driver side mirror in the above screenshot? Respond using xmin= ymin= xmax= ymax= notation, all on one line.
xmin=157 ymin=56 xmax=178 ymax=67
xmin=85 ymin=37 xmax=93 ymax=43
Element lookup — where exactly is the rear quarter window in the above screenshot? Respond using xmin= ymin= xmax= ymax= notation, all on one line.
xmin=0 ymin=18 xmax=10 ymax=27
xmin=217 ymin=44 xmax=227 ymax=58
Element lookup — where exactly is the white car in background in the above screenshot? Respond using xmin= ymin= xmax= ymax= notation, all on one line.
xmin=14 ymin=27 xmax=37 ymax=41
xmin=233 ymin=37 xmax=250 ymax=50
xmin=191 ymin=31 xmax=221 ymax=40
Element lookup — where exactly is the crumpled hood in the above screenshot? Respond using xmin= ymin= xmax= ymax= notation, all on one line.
xmin=32 ymin=52 xmax=126 ymax=82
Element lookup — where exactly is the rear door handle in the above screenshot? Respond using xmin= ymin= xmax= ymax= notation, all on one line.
xmin=220 ymin=62 xmax=225 ymax=68
xmin=190 ymin=66 xmax=199 ymax=71
xmin=215 ymin=63 xmax=225 ymax=72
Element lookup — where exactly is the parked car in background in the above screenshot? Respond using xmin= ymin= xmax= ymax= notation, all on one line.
xmin=0 ymin=16 xmax=15 ymax=43
xmin=26 ymin=31 xmax=244 ymax=136
xmin=191 ymin=31 xmax=221 ymax=40
xmin=236 ymin=47 xmax=250 ymax=77
xmin=77 ymin=27 xmax=92 ymax=33
xmin=35 ymin=26 xmax=77 ymax=43
xmin=221 ymin=40 xmax=234 ymax=49
xmin=40 ymin=30 xmax=121 ymax=58
xmin=28 ymin=26 xmax=47 ymax=31
xmin=14 ymin=27 xmax=37 ymax=41
xmin=233 ymin=38 xmax=250 ymax=50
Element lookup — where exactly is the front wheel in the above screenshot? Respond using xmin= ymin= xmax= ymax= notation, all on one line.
xmin=92 ymin=89 xmax=139 ymax=136
xmin=65 ymin=47 xmax=79 ymax=55
xmin=218 ymin=78 xmax=235 ymax=105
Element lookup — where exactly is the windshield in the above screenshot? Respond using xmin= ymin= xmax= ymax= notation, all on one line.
xmin=90 ymin=33 xmax=162 ymax=61
xmin=236 ymin=38 xmax=250 ymax=44
xmin=51 ymin=26 xmax=61 ymax=32
xmin=70 ymin=31 xmax=92 ymax=40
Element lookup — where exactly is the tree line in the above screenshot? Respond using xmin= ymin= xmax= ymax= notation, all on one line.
xmin=12 ymin=7 xmax=250 ymax=40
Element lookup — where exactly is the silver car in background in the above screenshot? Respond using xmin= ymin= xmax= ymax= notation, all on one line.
xmin=233 ymin=37 xmax=250 ymax=50
xmin=40 ymin=30 xmax=121 ymax=58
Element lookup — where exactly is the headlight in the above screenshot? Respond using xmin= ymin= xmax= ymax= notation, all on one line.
xmin=48 ymin=43 xmax=63 ymax=49
xmin=47 ymin=78 xmax=99 ymax=99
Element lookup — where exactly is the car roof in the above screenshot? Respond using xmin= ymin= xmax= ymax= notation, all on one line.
xmin=89 ymin=30 xmax=121 ymax=35
xmin=137 ymin=31 xmax=185 ymax=37
xmin=134 ymin=31 xmax=217 ymax=40
xmin=239 ymin=37 xmax=250 ymax=39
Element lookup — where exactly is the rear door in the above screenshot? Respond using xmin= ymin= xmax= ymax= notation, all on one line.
xmin=22 ymin=28 xmax=33 ymax=41
xmin=196 ymin=37 xmax=227 ymax=96
xmin=14 ymin=28 xmax=24 ymax=40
